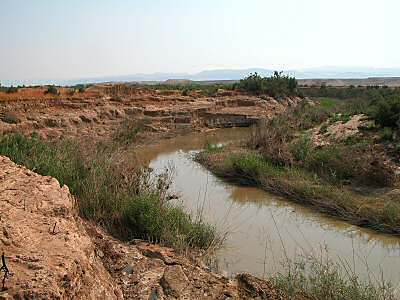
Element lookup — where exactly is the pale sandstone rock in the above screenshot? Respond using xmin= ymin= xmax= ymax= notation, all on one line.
xmin=0 ymin=93 xmax=302 ymax=140
xmin=160 ymin=265 xmax=188 ymax=298
xmin=0 ymin=156 xmax=122 ymax=299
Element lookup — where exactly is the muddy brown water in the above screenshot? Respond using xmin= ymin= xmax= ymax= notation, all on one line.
xmin=135 ymin=128 xmax=400 ymax=285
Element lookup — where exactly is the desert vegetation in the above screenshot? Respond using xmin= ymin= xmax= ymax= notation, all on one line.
xmin=44 ymin=85 xmax=59 ymax=95
xmin=1 ymin=77 xmax=399 ymax=299
xmin=302 ymin=84 xmax=400 ymax=102
xmin=197 ymin=88 xmax=400 ymax=234
xmin=272 ymin=255 xmax=395 ymax=300
xmin=126 ymin=71 xmax=300 ymax=98
xmin=0 ymin=85 xmax=19 ymax=94
xmin=0 ymin=128 xmax=220 ymax=252
xmin=194 ymin=87 xmax=400 ymax=298
xmin=235 ymin=71 xmax=298 ymax=97
xmin=144 ymin=82 xmax=231 ymax=97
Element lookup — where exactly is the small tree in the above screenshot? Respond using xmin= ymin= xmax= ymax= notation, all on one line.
xmin=237 ymin=73 xmax=265 ymax=95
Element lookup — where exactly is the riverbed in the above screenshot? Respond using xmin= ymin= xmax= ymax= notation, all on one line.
xmin=135 ymin=128 xmax=400 ymax=284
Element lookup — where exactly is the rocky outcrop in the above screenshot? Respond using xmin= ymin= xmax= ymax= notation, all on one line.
xmin=312 ymin=114 xmax=371 ymax=147
xmin=0 ymin=156 xmax=287 ymax=299
xmin=87 ymin=227 xmax=240 ymax=299
xmin=0 ymin=156 xmax=122 ymax=299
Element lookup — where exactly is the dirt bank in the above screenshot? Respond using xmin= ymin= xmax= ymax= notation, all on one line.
xmin=0 ymin=86 xmax=301 ymax=140
xmin=0 ymin=85 xmax=302 ymax=299
xmin=0 ymin=156 xmax=288 ymax=299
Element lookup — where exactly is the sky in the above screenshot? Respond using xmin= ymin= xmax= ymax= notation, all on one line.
xmin=0 ymin=0 xmax=398 ymax=83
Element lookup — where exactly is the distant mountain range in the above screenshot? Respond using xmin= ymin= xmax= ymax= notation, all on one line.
xmin=3 ymin=67 xmax=400 ymax=86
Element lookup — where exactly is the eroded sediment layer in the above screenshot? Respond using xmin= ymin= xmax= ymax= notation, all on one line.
xmin=0 ymin=87 xmax=301 ymax=139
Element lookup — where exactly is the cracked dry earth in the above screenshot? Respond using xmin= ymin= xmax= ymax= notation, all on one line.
xmin=0 ymin=156 xmax=288 ymax=299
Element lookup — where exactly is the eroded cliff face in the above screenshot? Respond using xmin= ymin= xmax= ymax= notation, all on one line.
xmin=0 ymin=88 xmax=301 ymax=140
xmin=0 ymin=156 xmax=123 ymax=299
xmin=0 ymin=156 xmax=287 ymax=299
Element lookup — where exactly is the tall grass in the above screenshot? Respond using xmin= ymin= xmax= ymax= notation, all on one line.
xmin=0 ymin=133 xmax=220 ymax=251
xmin=197 ymin=150 xmax=400 ymax=234
xmin=273 ymin=256 xmax=395 ymax=300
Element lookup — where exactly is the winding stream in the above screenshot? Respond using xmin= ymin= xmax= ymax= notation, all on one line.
xmin=135 ymin=128 xmax=400 ymax=285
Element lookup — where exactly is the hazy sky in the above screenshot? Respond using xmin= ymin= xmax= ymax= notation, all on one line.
xmin=0 ymin=0 xmax=397 ymax=81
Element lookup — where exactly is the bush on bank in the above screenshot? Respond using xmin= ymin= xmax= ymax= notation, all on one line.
xmin=236 ymin=71 xmax=298 ymax=97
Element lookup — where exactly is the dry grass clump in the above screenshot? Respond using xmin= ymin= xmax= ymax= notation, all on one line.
xmin=273 ymin=255 xmax=395 ymax=300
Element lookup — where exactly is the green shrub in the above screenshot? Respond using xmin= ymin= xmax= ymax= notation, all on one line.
xmin=301 ymin=85 xmax=400 ymax=104
xmin=248 ymin=101 xmax=340 ymax=166
xmin=0 ymin=85 xmax=19 ymax=93
xmin=380 ymin=127 xmax=393 ymax=141
xmin=395 ymin=144 xmax=400 ymax=155
xmin=5 ymin=86 xmax=19 ymax=94
xmin=0 ymin=134 xmax=87 ymax=192
xmin=319 ymin=97 xmax=337 ymax=108
xmin=303 ymin=145 xmax=395 ymax=187
xmin=204 ymin=142 xmax=224 ymax=153
xmin=226 ymin=153 xmax=282 ymax=185
xmin=289 ymin=134 xmax=312 ymax=162
xmin=45 ymin=85 xmax=59 ymax=95
xmin=202 ymin=86 xmax=218 ymax=97
xmin=76 ymin=84 xmax=86 ymax=93
xmin=369 ymin=96 xmax=400 ymax=129
xmin=121 ymin=196 xmax=216 ymax=248
xmin=236 ymin=73 xmax=265 ymax=95
xmin=329 ymin=112 xmax=351 ymax=124
xmin=236 ymin=71 xmax=298 ymax=97
xmin=304 ymin=146 xmax=349 ymax=182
